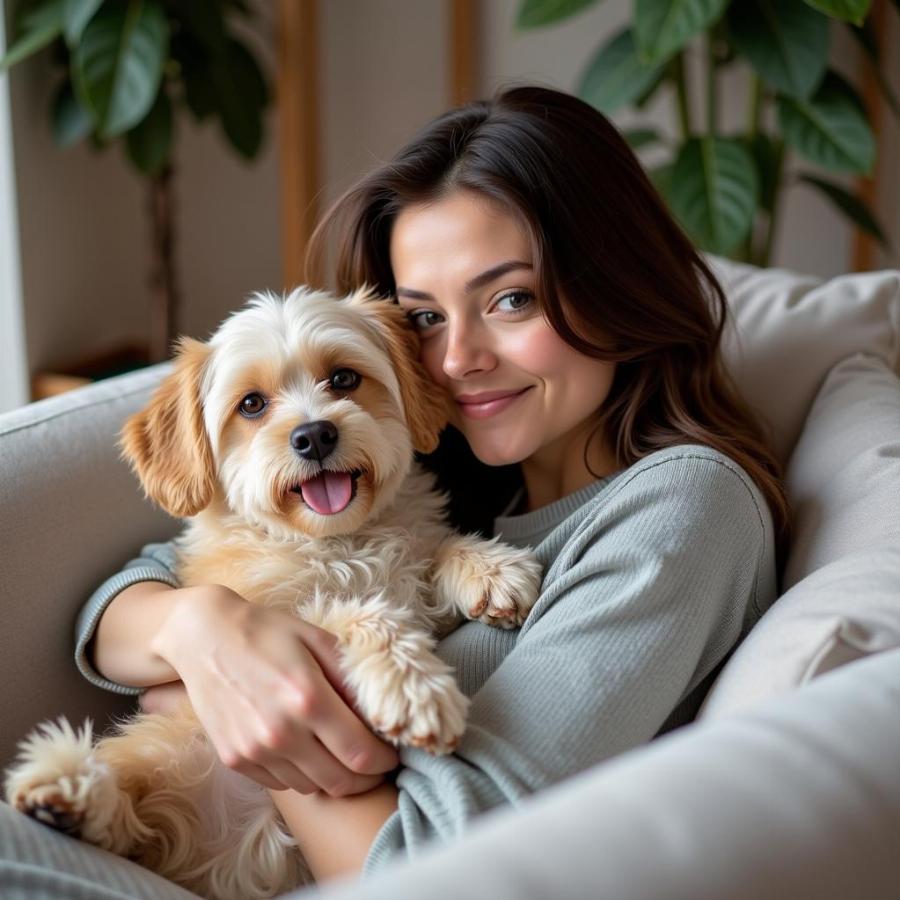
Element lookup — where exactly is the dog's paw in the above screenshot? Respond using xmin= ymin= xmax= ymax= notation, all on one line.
xmin=365 ymin=665 xmax=469 ymax=756
xmin=459 ymin=545 xmax=543 ymax=629
xmin=3 ymin=717 xmax=101 ymax=837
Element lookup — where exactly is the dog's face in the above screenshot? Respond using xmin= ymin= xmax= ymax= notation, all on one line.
xmin=120 ymin=286 xmax=450 ymax=539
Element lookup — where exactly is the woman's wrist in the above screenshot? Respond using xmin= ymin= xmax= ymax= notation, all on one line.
xmin=151 ymin=584 xmax=249 ymax=674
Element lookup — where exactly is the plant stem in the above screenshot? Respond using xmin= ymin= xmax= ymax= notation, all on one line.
xmin=746 ymin=74 xmax=762 ymax=141
xmin=672 ymin=51 xmax=692 ymax=140
xmin=760 ymin=139 xmax=786 ymax=266
xmin=738 ymin=75 xmax=764 ymax=263
xmin=148 ymin=165 xmax=181 ymax=362
xmin=706 ymin=32 xmax=717 ymax=135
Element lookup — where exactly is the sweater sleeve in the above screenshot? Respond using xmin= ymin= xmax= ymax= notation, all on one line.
xmin=363 ymin=453 xmax=774 ymax=875
xmin=73 ymin=542 xmax=183 ymax=695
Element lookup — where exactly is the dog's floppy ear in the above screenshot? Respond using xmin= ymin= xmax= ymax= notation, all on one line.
xmin=119 ymin=337 xmax=216 ymax=517
xmin=350 ymin=286 xmax=451 ymax=454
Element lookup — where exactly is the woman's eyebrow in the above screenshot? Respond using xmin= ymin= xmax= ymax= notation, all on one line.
xmin=396 ymin=260 xmax=533 ymax=301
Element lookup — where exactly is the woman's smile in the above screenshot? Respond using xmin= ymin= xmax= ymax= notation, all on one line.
xmin=455 ymin=386 xmax=534 ymax=419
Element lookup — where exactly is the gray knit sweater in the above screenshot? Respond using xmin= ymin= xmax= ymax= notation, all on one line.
xmin=73 ymin=444 xmax=776 ymax=877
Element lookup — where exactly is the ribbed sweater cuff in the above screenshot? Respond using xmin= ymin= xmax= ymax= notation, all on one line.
xmin=73 ymin=566 xmax=181 ymax=696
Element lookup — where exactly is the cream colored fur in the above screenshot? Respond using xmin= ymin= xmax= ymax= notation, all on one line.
xmin=3 ymin=285 xmax=542 ymax=899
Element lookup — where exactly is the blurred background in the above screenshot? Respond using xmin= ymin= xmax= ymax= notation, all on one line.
xmin=1 ymin=0 xmax=898 ymax=413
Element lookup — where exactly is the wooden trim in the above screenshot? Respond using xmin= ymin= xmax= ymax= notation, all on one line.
xmin=277 ymin=0 xmax=321 ymax=290
xmin=449 ymin=0 xmax=478 ymax=107
xmin=852 ymin=0 xmax=887 ymax=272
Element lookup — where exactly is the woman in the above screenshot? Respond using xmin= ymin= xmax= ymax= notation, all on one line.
xmin=74 ymin=84 xmax=788 ymax=886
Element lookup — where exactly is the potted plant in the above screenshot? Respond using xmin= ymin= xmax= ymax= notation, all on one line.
xmin=516 ymin=0 xmax=895 ymax=264
xmin=1 ymin=0 xmax=270 ymax=375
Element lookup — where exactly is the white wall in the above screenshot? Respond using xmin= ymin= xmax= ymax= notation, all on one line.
xmin=0 ymin=0 xmax=29 ymax=410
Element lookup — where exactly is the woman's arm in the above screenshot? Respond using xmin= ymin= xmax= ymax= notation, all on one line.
xmin=91 ymin=581 xmax=194 ymax=687
xmin=78 ymin=543 xmax=399 ymax=795
xmin=269 ymin=783 xmax=399 ymax=880
xmin=353 ymin=452 xmax=776 ymax=877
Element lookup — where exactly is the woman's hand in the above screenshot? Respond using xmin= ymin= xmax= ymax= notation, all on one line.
xmin=151 ymin=585 xmax=399 ymax=797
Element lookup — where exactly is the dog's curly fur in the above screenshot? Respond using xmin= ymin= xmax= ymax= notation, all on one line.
xmin=3 ymin=285 xmax=542 ymax=899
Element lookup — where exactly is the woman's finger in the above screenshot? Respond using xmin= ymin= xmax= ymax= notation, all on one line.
xmin=257 ymin=760 xmax=319 ymax=795
xmin=229 ymin=761 xmax=292 ymax=792
xmin=291 ymin=619 xmax=360 ymax=710
xmin=286 ymin=674 xmax=400 ymax=777
xmin=139 ymin=681 xmax=189 ymax=715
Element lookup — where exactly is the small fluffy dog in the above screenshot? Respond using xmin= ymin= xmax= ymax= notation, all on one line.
xmin=4 ymin=286 xmax=542 ymax=899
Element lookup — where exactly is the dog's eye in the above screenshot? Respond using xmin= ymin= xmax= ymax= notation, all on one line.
xmin=330 ymin=368 xmax=361 ymax=391
xmin=238 ymin=393 xmax=268 ymax=417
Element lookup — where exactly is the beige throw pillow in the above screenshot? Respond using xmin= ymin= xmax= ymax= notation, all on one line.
xmin=709 ymin=256 xmax=900 ymax=466
xmin=700 ymin=354 xmax=900 ymax=719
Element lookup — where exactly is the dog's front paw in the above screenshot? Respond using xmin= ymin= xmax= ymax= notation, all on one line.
xmin=457 ymin=543 xmax=543 ymax=629
xmin=3 ymin=717 xmax=101 ymax=837
xmin=361 ymin=661 xmax=469 ymax=755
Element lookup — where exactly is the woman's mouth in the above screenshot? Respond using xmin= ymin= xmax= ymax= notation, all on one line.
xmin=455 ymin=387 xmax=533 ymax=420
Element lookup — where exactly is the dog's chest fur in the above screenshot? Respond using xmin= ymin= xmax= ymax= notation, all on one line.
xmin=173 ymin=464 xmax=452 ymax=618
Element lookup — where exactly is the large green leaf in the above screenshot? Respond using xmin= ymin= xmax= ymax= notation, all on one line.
xmin=777 ymin=71 xmax=875 ymax=173
xmin=125 ymin=88 xmax=172 ymax=174
xmin=744 ymin=132 xmax=782 ymax=213
xmin=516 ymin=0 xmax=600 ymax=28
xmin=51 ymin=78 xmax=94 ymax=145
xmin=623 ymin=127 xmax=665 ymax=150
xmin=797 ymin=173 xmax=889 ymax=248
xmin=73 ymin=0 xmax=169 ymax=139
xmin=634 ymin=0 xmax=729 ymax=65
xmin=668 ymin=136 xmax=759 ymax=253
xmin=1 ymin=0 xmax=64 ymax=71
xmin=577 ymin=27 xmax=667 ymax=113
xmin=176 ymin=0 xmax=227 ymax=55
xmin=63 ymin=0 xmax=104 ymax=47
xmin=210 ymin=37 xmax=268 ymax=158
xmin=727 ymin=0 xmax=829 ymax=99
xmin=802 ymin=0 xmax=871 ymax=23
xmin=171 ymin=30 xmax=217 ymax=121
xmin=649 ymin=161 xmax=675 ymax=199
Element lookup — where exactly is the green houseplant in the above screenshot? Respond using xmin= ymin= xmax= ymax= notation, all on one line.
xmin=516 ymin=0 xmax=896 ymax=265
xmin=1 ymin=0 xmax=270 ymax=363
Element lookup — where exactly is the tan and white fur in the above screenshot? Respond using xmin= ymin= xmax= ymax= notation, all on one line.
xmin=3 ymin=285 xmax=542 ymax=899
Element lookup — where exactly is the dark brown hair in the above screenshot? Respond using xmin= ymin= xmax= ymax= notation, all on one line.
xmin=305 ymin=84 xmax=790 ymax=564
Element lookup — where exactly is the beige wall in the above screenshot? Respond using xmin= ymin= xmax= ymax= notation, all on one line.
xmin=6 ymin=0 xmax=898 ymax=384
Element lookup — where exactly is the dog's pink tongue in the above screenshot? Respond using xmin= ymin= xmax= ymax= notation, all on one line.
xmin=300 ymin=471 xmax=353 ymax=515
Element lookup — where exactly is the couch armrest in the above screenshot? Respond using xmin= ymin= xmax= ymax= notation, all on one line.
xmin=0 ymin=365 xmax=179 ymax=770
xmin=310 ymin=647 xmax=900 ymax=900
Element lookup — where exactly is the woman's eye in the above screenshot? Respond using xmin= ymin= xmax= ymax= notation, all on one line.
xmin=239 ymin=393 xmax=267 ymax=417
xmin=407 ymin=310 xmax=444 ymax=331
xmin=330 ymin=368 xmax=362 ymax=391
xmin=495 ymin=290 xmax=534 ymax=313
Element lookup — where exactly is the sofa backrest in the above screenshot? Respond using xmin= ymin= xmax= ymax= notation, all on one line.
xmin=0 ymin=364 xmax=178 ymax=768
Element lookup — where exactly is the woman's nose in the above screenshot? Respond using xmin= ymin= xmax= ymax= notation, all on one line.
xmin=441 ymin=320 xmax=498 ymax=380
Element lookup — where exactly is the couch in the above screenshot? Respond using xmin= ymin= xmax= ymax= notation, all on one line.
xmin=1 ymin=255 xmax=899 ymax=899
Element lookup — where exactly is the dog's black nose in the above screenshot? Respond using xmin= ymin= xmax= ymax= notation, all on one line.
xmin=290 ymin=420 xmax=339 ymax=461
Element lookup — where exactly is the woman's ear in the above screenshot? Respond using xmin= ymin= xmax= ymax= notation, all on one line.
xmin=350 ymin=286 xmax=452 ymax=454
xmin=119 ymin=337 xmax=216 ymax=517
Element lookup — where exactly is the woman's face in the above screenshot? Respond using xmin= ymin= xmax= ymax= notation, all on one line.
xmin=390 ymin=189 xmax=616 ymax=470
